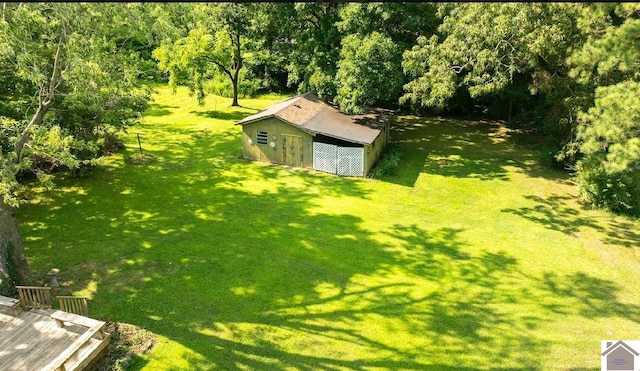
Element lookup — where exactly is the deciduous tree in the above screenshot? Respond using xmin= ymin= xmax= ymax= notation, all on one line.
xmin=286 ymin=3 xmax=343 ymax=100
xmin=335 ymin=32 xmax=402 ymax=114
xmin=401 ymin=3 xmax=578 ymax=111
xmin=0 ymin=3 xmax=150 ymax=293
xmin=153 ymin=3 xmax=252 ymax=107
xmin=334 ymin=3 xmax=438 ymax=112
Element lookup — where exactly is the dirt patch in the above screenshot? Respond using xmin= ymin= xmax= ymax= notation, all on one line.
xmin=91 ymin=322 xmax=157 ymax=371
xmin=125 ymin=153 xmax=157 ymax=165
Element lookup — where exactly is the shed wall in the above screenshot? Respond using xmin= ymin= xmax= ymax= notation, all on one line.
xmin=242 ymin=118 xmax=314 ymax=168
xmin=363 ymin=119 xmax=391 ymax=176
xmin=241 ymin=115 xmax=392 ymax=177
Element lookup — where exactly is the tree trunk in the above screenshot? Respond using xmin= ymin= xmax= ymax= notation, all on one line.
xmin=231 ymin=73 xmax=239 ymax=107
xmin=230 ymin=29 xmax=242 ymax=107
xmin=0 ymin=203 xmax=30 ymax=295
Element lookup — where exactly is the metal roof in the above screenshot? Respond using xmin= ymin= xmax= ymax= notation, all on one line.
xmin=236 ymin=93 xmax=391 ymax=145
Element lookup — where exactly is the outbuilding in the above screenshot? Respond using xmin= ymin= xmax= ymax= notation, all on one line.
xmin=236 ymin=93 xmax=392 ymax=177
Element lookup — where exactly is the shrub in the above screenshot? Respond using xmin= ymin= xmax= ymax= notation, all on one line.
xmin=368 ymin=143 xmax=403 ymax=178
xmin=577 ymin=161 xmax=640 ymax=216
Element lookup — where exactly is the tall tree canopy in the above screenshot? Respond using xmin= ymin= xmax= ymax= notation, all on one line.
xmin=335 ymin=32 xmax=402 ymax=114
xmin=333 ymin=3 xmax=437 ymax=113
xmin=239 ymin=2 xmax=298 ymax=94
xmin=153 ymin=3 xmax=254 ymax=107
xmin=401 ymin=3 xmax=579 ymax=110
xmin=567 ymin=3 xmax=640 ymax=214
xmin=336 ymin=2 xmax=438 ymax=52
xmin=286 ymin=3 xmax=343 ymax=100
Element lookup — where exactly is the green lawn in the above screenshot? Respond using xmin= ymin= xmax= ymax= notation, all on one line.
xmin=18 ymin=85 xmax=640 ymax=370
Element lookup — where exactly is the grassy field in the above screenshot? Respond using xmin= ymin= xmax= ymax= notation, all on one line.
xmin=18 ymin=85 xmax=640 ymax=370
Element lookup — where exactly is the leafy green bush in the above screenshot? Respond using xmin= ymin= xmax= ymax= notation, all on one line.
xmin=577 ymin=161 xmax=640 ymax=216
xmin=204 ymin=75 xmax=233 ymax=99
xmin=368 ymin=143 xmax=403 ymax=178
xmin=204 ymin=72 xmax=262 ymax=99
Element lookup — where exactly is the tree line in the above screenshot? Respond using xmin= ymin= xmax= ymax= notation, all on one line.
xmin=0 ymin=3 xmax=638 ymax=293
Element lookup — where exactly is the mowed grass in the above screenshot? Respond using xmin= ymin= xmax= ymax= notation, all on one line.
xmin=18 ymin=85 xmax=640 ymax=370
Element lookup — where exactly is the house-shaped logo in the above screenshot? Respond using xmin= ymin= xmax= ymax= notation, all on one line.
xmin=601 ymin=340 xmax=640 ymax=371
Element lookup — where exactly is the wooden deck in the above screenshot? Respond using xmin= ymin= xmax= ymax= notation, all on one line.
xmin=0 ymin=304 xmax=109 ymax=371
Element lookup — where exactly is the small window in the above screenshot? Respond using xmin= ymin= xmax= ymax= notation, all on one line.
xmin=256 ymin=131 xmax=268 ymax=145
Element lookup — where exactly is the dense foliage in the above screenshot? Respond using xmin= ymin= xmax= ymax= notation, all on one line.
xmin=0 ymin=3 xmax=151 ymax=202
xmin=566 ymin=4 xmax=640 ymax=214
xmin=368 ymin=143 xmax=403 ymax=178
xmin=150 ymin=2 xmax=638 ymax=214
xmin=335 ymin=32 xmax=402 ymax=114
xmin=2 ymin=2 xmax=636 ymax=212
xmin=0 ymin=3 xmax=152 ymax=289
xmin=1 ymin=2 xmax=639 ymax=291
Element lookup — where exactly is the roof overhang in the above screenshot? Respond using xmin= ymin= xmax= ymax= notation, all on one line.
xmin=236 ymin=93 xmax=391 ymax=145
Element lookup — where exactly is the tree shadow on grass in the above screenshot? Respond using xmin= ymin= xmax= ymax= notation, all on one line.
xmin=144 ymin=104 xmax=178 ymax=117
xmin=502 ymin=194 xmax=640 ymax=248
xmin=21 ymin=118 xmax=615 ymax=370
xmin=24 ymin=140 xmax=553 ymax=369
xmin=132 ymin=222 xmax=550 ymax=370
xmin=386 ymin=116 xmax=572 ymax=188
xmin=190 ymin=109 xmax=258 ymax=122
xmin=540 ymin=271 xmax=640 ymax=323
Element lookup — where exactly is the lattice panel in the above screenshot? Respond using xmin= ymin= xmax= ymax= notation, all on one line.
xmin=313 ymin=142 xmax=337 ymax=174
xmin=337 ymin=147 xmax=364 ymax=177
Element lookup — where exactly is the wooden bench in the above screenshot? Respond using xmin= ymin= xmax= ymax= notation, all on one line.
xmin=41 ymin=310 xmax=108 ymax=371
xmin=40 ymin=322 xmax=106 ymax=371
xmin=0 ymin=295 xmax=20 ymax=316
xmin=50 ymin=310 xmax=106 ymax=340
